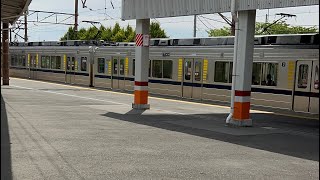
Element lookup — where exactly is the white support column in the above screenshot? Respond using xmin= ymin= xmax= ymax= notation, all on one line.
xmin=132 ymin=19 xmax=150 ymax=110
xmin=229 ymin=10 xmax=256 ymax=127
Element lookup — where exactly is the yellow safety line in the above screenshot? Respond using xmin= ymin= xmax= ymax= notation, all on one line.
xmin=11 ymin=77 xmax=319 ymax=120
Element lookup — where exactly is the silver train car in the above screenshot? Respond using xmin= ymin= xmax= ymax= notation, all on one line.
xmin=8 ymin=34 xmax=319 ymax=114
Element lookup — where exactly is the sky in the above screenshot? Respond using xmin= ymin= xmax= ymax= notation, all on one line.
xmin=11 ymin=0 xmax=319 ymax=42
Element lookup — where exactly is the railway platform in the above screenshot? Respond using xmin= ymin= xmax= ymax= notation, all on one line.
xmin=1 ymin=78 xmax=319 ymax=180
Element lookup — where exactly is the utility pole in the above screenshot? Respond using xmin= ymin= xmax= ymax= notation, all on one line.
xmin=24 ymin=10 xmax=28 ymax=42
xmin=231 ymin=18 xmax=235 ymax=36
xmin=193 ymin=15 xmax=197 ymax=37
xmin=218 ymin=13 xmax=235 ymax=36
xmin=75 ymin=0 xmax=79 ymax=39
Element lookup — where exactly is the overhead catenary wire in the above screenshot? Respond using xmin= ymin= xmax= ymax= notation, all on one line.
xmin=197 ymin=16 xmax=211 ymax=30
xmin=199 ymin=15 xmax=229 ymax=24
xmin=199 ymin=16 xmax=216 ymax=29
xmin=12 ymin=0 xmax=319 ymax=41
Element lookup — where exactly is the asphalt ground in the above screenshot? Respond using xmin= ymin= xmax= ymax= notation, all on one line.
xmin=1 ymin=78 xmax=319 ymax=180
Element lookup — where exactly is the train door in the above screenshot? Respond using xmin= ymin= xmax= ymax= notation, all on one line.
xmin=112 ymin=57 xmax=126 ymax=90
xmin=65 ymin=56 xmax=76 ymax=84
xmin=293 ymin=61 xmax=313 ymax=113
xmin=182 ymin=59 xmax=203 ymax=99
xmin=310 ymin=61 xmax=319 ymax=114
xmin=29 ymin=54 xmax=37 ymax=79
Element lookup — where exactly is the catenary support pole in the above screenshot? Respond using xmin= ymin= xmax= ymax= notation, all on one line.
xmin=24 ymin=10 xmax=28 ymax=42
xmin=74 ymin=0 xmax=79 ymax=39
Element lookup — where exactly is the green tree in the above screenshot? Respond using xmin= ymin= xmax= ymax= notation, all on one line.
xmin=150 ymin=21 xmax=168 ymax=38
xmin=60 ymin=27 xmax=78 ymax=40
xmin=112 ymin=29 xmax=126 ymax=42
xmin=78 ymin=28 xmax=87 ymax=40
xmin=124 ymin=24 xmax=135 ymax=42
xmin=101 ymin=27 xmax=112 ymax=41
xmin=207 ymin=21 xmax=318 ymax=37
xmin=60 ymin=21 xmax=168 ymax=41
xmin=207 ymin=26 xmax=232 ymax=37
xmin=84 ymin=26 xmax=100 ymax=40
xmin=255 ymin=21 xmax=318 ymax=35
xmin=112 ymin=23 xmax=121 ymax=37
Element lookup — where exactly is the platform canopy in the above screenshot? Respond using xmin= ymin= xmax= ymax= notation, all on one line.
xmin=121 ymin=0 xmax=319 ymax=20
xmin=1 ymin=0 xmax=32 ymax=24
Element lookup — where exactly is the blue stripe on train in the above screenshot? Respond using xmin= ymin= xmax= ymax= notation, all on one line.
xmin=10 ymin=67 xmax=319 ymax=98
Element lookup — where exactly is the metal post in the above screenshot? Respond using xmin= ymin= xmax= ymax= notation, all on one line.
xmin=132 ymin=19 xmax=150 ymax=110
xmin=89 ymin=64 xmax=94 ymax=87
xmin=193 ymin=15 xmax=197 ymax=37
xmin=10 ymin=28 xmax=12 ymax=43
xmin=75 ymin=0 xmax=79 ymax=39
xmin=89 ymin=50 xmax=94 ymax=87
xmin=24 ymin=11 xmax=28 ymax=42
xmin=2 ymin=22 xmax=10 ymax=85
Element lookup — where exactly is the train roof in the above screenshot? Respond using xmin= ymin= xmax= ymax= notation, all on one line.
xmin=9 ymin=33 xmax=319 ymax=47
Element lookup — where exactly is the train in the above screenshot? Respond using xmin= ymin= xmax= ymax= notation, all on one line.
xmin=8 ymin=33 xmax=319 ymax=114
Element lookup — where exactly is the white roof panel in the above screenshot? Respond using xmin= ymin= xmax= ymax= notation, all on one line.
xmin=121 ymin=0 xmax=319 ymax=20
xmin=1 ymin=0 xmax=32 ymax=24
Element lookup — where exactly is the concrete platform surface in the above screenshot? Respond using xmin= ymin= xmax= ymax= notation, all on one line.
xmin=1 ymin=78 xmax=319 ymax=180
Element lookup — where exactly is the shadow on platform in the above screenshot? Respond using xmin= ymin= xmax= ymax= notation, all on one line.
xmin=1 ymin=93 xmax=13 ymax=180
xmin=102 ymin=110 xmax=319 ymax=162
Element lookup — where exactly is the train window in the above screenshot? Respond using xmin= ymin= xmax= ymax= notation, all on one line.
xmin=261 ymin=63 xmax=278 ymax=86
xmin=41 ymin=56 xmax=45 ymax=68
xmin=47 ymin=56 xmax=51 ymax=69
xmin=120 ymin=59 xmax=125 ymax=75
xmin=113 ymin=59 xmax=118 ymax=75
xmin=163 ymin=60 xmax=173 ymax=79
xmin=51 ymin=56 xmax=57 ymax=69
xmin=56 ymin=56 xmax=61 ymax=69
xmin=10 ymin=55 xmax=17 ymax=66
xmin=252 ymin=63 xmax=262 ymax=85
xmin=297 ymin=64 xmax=309 ymax=89
xmin=20 ymin=55 xmax=26 ymax=66
xmin=214 ymin=62 xmax=230 ymax=83
xmin=132 ymin=59 xmax=151 ymax=77
xmin=13 ymin=55 xmax=25 ymax=67
xmin=67 ymin=57 xmax=71 ymax=70
xmin=81 ymin=57 xmax=87 ymax=71
xmin=315 ymin=65 xmax=319 ymax=90
xmin=152 ymin=60 xmax=163 ymax=78
xmin=41 ymin=56 xmax=49 ymax=68
xmin=194 ymin=61 xmax=202 ymax=81
xmin=228 ymin=62 xmax=233 ymax=83
xmin=98 ymin=58 xmax=105 ymax=73
xmin=72 ymin=57 xmax=76 ymax=71
xmin=184 ymin=61 xmax=192 ymax=80
xmin=10 ymin=56 xmax=14 ymax=66
xmin=50 ymin=56 xmax=61 ymax=69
